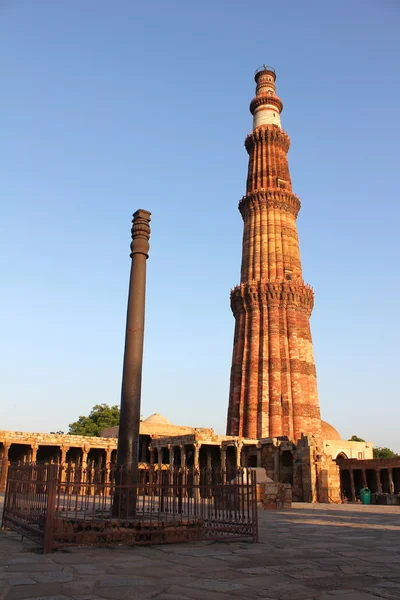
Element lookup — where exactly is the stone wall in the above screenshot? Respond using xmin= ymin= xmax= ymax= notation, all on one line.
xmin=262 ymin=482 xmax=292 ymax=510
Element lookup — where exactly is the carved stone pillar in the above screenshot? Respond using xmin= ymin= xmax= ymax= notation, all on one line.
xmin=81 ymin=445 xmax=90 ymax=493
xmin=178 ymin=445 xmax=187 ymax=497
xmin=105 ymin=447 xmax=112 ymax=493
xmin=31 ymin=443 xmax=39 ymax=463
xmin=168 ymin=445 xmax=174 ymax=468
xmin=256 ymin=443 xmax=262 ymax=468
xmin=193 ymin=443 xmax=201 ymax=470
xmin=193 ymin=443 xmax=201 ymax=500
xmin=60 ymin=445 xmax=70 ymax=483
xmin=157 ymin=446 xmax=163 ymax=486
xmin=180 ymin=445 xmax=186 ymax=469
xmin=149 ymin=446 xmax=155 ymax=466
xmin=220 ymin=445 xmax=227 ymax=483
xmin=235 ymin=441 xmax=243 ymax=469
xmin=0 ymin=443 xmax=10 ymax=492
xmin=82 ymin=447 xmax=89 ymax=468
xmin=375 ymin=469 xmax=382 ymax=494
xmin=273 ymin=448 xmax=280 ymax=482
xmin=388 ymin=468 xmax=394 ymax=495
xmin=220 ymin=446 xmax=226 ymax=469
xmin=349 ymin=470 xmax=356 ymax=502
xmin=361 ymin=469 xmax=367 ymax=488
xmin=167 ymin=445 xmax=175 ymax=496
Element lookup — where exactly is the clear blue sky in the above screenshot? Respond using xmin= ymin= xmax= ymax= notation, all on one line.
xmin=1 ymin=1 xmax=399 ymax=451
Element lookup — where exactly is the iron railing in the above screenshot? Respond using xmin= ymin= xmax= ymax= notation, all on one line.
xmin=2 ymin=463 xmax=258 ymax=552
xmin=254 ymin=65 xmax=276 ymax=77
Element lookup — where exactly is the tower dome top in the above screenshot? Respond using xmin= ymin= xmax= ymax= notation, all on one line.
xmin=254 ymin=65 xmax=276 ymax=82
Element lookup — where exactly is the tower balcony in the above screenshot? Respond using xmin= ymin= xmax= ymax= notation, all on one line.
xmin=254 ymin=65 xmax=276 ymax=81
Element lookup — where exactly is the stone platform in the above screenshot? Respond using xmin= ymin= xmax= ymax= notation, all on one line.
xmin=1 ymin=496 xmax=400 ymax=600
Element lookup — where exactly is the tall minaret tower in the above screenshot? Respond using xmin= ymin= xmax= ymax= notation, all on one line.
xmin=227 ymin=66 xmax=322 ymax=441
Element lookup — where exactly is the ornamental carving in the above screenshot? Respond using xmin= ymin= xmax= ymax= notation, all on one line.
xmin=249 ymin=95 xmax=283 ymax=115
xmin=245 ymin=126 xmax=290 ymax=153
xmin=238 ymin=190 xmax=301 ymax=218
xmin=230 ymin=281 xmax=314 ymax=316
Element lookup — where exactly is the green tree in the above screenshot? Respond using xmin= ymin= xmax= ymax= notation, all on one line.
xmin=68 ymin=404 xmax=120 ymax=437
xmin=373 ymin=447 xmax=398 ymax=459
xmin=348 ymin=435 xmax=365 ymax=442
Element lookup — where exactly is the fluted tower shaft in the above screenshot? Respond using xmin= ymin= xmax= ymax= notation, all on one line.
xmin=227 ymin=67 xmax=321 ymax=441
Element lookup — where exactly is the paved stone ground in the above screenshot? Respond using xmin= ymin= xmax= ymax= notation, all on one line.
xmin=1 ymin=497 xmax=400 ymax=600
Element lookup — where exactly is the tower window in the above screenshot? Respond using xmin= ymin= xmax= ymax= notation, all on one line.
xmin=277 ymin=177 xmax=286 ymax=189
xmin=273 ymin=112 xmax=276 ymax=116
xmin=285 ymin=269 xmax=293 ymax=281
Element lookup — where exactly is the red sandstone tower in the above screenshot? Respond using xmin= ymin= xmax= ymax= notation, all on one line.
xmin=227 ymin=66 xmax=322 ymax=442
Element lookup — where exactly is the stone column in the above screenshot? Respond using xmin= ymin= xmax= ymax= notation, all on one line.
xmin=205 ymin=448 xmax=213 ymax=498
xmin=31 ymin=443 xmax=39 ymax=463
xmin=220 ymin=445 xmax=227 ymax=483
xmin=193 ymin=443 xmax=201 ymax=500
xmin=81 ymin=446 xmax=89 ymax=493
xmin=0 ymin=444 xmax=10 ymax=492
xmin=82 ymin=447 xmax=89 ymax=468
xmin=167 ymin=445 xmax=175 ymax=496
xmin=349 ymin=470 xmax=356 ymax=502
xmin=168 ymin=445 xmax=174 ymax=468
xmin=158 ymin=447 xmax=163 ymax=468
xmin=157 ymin=446 xmax=163 ymax=487
xmin=116 ymin=210 xmax=151 ymax=483
xmin=388 ymin=468 xmax=394 ymax=495
xmin=60 ymin=445 xmax=70 ymax=483
xmin=273 ymin=448 xmax=280 ymax=482
xmin=256 ymin=443 xmax=262 ymax=468
xmin=220 ymin=445 xmax=226 ymax=469
xmin=149 ymin=446 xmax=155 ymax=465
xmin=361 ymin=469 xmax=367 ymax=488
xmin=178 ymin=445 xmax=187 ymax=497
xmin=235 ymin=442 xmax=243 ymax=469
xmin=375 ymin=469 xmax=382 ymax=494
xmin=180 ymin=445 xmax=186 ymax=469
xmin=105 ymin=447 xmax=112 ymax=493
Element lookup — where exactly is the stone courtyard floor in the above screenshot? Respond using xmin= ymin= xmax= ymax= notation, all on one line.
xmin=1 ymin=499 xmax=400 ymax=600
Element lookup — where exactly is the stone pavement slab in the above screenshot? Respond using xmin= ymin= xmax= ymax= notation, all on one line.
xmin=1 ymin=501 xmax=400 ymax=599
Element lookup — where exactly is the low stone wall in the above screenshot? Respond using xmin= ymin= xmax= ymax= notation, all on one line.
xmin=262 ymin=482 xmax=292 ymax=510
xmin=372 ymin=493 xmax=400 ymax=506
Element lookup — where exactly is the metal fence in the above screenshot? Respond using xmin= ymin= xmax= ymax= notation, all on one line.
xmin=2 ymin=463 xmax=258 ymax=552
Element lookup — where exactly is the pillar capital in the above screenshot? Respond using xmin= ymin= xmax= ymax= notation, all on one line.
xmin=130 ymin=210 xmax=151 ymax=258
